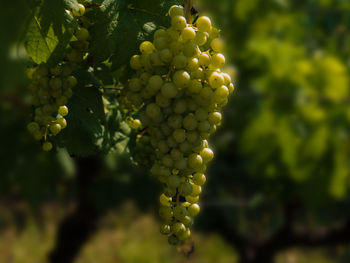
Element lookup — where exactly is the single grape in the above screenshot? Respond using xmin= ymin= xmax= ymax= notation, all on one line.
xmin=42 ymin=141 xmax=53 ymax=152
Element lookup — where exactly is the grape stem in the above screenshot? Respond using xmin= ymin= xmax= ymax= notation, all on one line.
xmin=185 ymin=0 xmax=193 ymax=24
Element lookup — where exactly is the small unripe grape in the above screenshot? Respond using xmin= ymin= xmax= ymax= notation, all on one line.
xmin=50 ymin=123 xmax=62 ymax=135
xmin=172 ymin=54 xmax=187 ymax=69
xmin=187 ymin=131 xmax=199 ymax=143
xmin=161 ymin=82 xmax=178 ymax=99
xmin=147 ymin=102 xmax=162 ymax=117
xmin=181 ymin=216 xmax=193 ymax=227
xmin=183 ymin=114 xmax=198 ymax=131
xmin=181 ymin=27 xmax=196 ymax=41
xmin=187 ymin=58 xmax=199 ymax=72
xmin=168 ymin=114 xmax=183 ymax=129
xmin=27 ymin=122 xmax=40 ymax=134
xmin=57 ymin=118 xmax=67 ymax=129
xmin=199 ymin=53 xmax=211 ymax=67
xmin=58 ymin=106 xmax=69 ymax=116
xmin=173 ymin=205 xmax=188 ymax=220
xmin=168 ymin=174 xmax=181 ymax=188
xmin=154 ymin=29 xmax=167 ymax=39
xmin=130 ymin=55 xmax=142 ymax=69
xmin=183 ymin=42 xmax=200 ymax=57
xmin=171 ymin=15 xmax=187 ymax=31
xmin=179 ymin=182 xmax=193 ymax=196
xmin=162 ymin=155 xmax=174 ymax=168
xmin=200 ymin=148 xmax=214 ymax=162
xmin=50 ymin=78 xmax=62 ymax=90
xmin=195 ymin=108 xmax=208 ymax=121
xmin=170 ymin=41 xmax=184 ymax=55
xmin=228 ymin=83 xmax=235 ymax=93
xmin=188 ymin=154 xmax=203 ymax=169
xmin=211 ymin=53 xmax=226 ymax=68
xmin=173 ymin=99 xmax=187 ymax=114
xmin=156 ymin=94 xmax=171 ymax=108
xmin=209 ymin=72 xmax=225 ymax=88
xmin=160 ymin=49 xmax=173 ymax=63
xmin=75 ymin=27 xmax=90 ymax=41
xmin=160 ymin=224 xmax=171 ymax=235
xmin=129 ymin=78 xmax=142 ymax=92
xmin=196 ymin=16 xmax=212 ymax=32
xmin=72 ymin=4 xmax=85 ymax=17
xmin=168 ymin=5 xmax=185 ymax=17
xmin=173 ymin=70 xmax=191 ymax=88
xmin=210 ymin=38 xmax=224 ymax=52
xmin=159 ymin=206 xmax=173 ymax=220
xmin=188 ymin=79 xmax=202 ymax=93
xmin=175 ymin=158 xmax=187 ymax=170
xmin=200 ymin=86 xmax=214 ymax=100
xmin=173 ymin=129 xmax=186 ymax=143
xmin=208 ymin=112 xmax=222 ymax=125
xmin=42 ymin=141 xmax=53 ymax=152
xmin=194 ymin=31 xmax=208 ymax=46
xmin=148 ymin=75 xmax=163 ymax=92
xmin=154 ymin=37 xmax=168 ymax=50
xmin=214 ymin=85 xmax=229 ymax=100
xmin=191 ymin=184 xmax=202 ymax=196
xmin=198 ymin=120 xmax=211 ymax=132
xmin=186 ymin=195 xmax=199 ymax=203
xmin=188 ymin=204 xmax=200 ymax=216
xmin=172 ymin=222 xmax=186 ymax=236
xmin=193 ymin=173 xmax=206 ymax=186
xmin=139 ymin=41 xmax=155 ymax=54
xmin=164 ymin=187 xmax=176 ymax=197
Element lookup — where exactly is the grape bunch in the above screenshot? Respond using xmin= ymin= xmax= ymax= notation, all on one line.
xmin=27 ymin=3 xmax=90 ymax=151
xmin=122 ymin=5 xmax=235 ymax=245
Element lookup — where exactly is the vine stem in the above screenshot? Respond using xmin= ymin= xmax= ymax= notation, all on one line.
xmin=185 ymin=0 xmax=193 ymax=24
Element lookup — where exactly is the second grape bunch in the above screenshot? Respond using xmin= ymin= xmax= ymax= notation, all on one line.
xmin=122 ymin=5 xmax=234 ymax=245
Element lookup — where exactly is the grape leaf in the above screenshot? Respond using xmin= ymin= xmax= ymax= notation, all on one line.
xmin=25 ymin=0 xmax=79 ymax=66
xmin=56 ymin=69 xmax=132 ymax=157
xmin=89 ymin=0 xmax=179 ymax=70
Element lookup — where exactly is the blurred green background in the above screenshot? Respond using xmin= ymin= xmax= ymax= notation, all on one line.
xmin=2 ymin=0 xmax=350 ymax=262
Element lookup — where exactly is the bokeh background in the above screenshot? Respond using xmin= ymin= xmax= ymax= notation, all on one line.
xmin=2 ymin=0 xmax=350 ymax=262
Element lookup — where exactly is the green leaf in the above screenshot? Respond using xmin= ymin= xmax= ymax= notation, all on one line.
xmin=56 ymin=69 xmax=105 ymax=157
xmin=25 ymin=0 xmax=79 ymax=65
xmin=56 ymin=69 xmax=132 ymax=157
xmin=89 ymin=0 xmax=179 ymax=70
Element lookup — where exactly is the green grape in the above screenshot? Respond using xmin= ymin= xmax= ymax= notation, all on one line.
xmin=27 ymin=122 xmax=40 ymax=134
xmin=181 ymin=27 xmax=196 ymax=41
xmin=57 ymin=118 xmax=67 ymax=129
xmin=172 ymin=54 xmax=188 ymax=69
xmin=140 ymin=41 xmax=155 ymax=54
xmin=193 ymin=173 xmax=206 ymax=186
xmin=75 ymin=27 xmax=90 ymax=41
xmin=160 ymin=49 xmax=173 ymax=63
xmin=161 ymin=82 xmax=178 ymax=99
xmin=179 ymin=182 xmax=193 ymax=196
xmin=160 ymin=224 xmax=171 ymax=235
xmin=168 ymin=5 xmax=184 ymax=17
xmin=171 ymin=222 xmax=186 ymax=236
xmin=72 ymin=3 xmax=85 ymax=17
xmin=50 ymin=123 xmax=62 ymax=135
xmin=196 ymin=16 xmax=212 ymax=32
xmin=199 ymin=53 xmax=211 ymax=67
xmin=191 ymin=184 xmax=202 ymax=196
xmin=211 ymin=53 xmax=226 ymax=68
xmin=42 ymin=141 xmax=53 ymax=152
xmin=58 ymin=106 xmax=69 ymax=116
xmin=173 ymin=129 xmax=186 ymax=143
xmin=211 ymin=38 xmax=224 ymax=52
xmin=188 ymin=154 xmax=203 ymax=169
xmin=173 ymin=205 xmax=188 ymax=220
xmin=188 ymin=204 xmax=200 ymax=217
xmin=130 ymin=55 xmax=142 ymax=70
xmin=171 ymin=16 xmax=187 ymax=31
xmin=122 ymin=5 xmax=234 ymax=244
